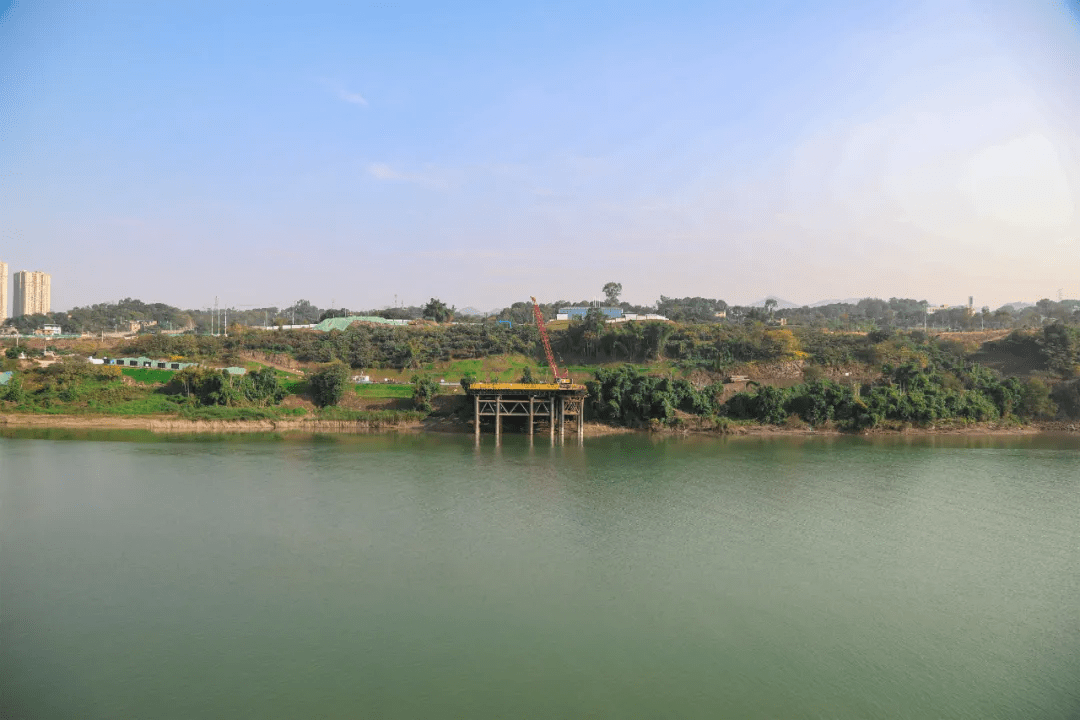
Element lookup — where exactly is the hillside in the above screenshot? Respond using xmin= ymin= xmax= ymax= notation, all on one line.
xmin=3 ymin=322 xmax=1078 ymax=430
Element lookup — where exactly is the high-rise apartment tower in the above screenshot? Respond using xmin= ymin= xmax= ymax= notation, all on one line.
xmin=0 ymin=261 xmax=7 ymax=319
xmin=13 ymin=270 xmax=51 ymax=317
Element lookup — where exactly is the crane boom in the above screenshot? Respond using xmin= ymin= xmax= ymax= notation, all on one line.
xmin=531 ymin=296 xmax=568 ymax=384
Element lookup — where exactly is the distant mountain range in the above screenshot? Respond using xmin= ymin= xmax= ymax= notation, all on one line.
xmin=809 ymin=297 xmax=866 ymax=307
xmin=747 ymin=297 xmax=800 ymax=309
xmin=463 ymin=298 xmax=1062 ymax=317
xmin=746 ymin=298 xmax=1054 ymax=312
xmin=456 ymin=306 xmax=496 ymax=317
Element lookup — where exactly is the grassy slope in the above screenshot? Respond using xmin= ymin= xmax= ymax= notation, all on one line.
xmin=416 ymin=354 xmax=668 ymax=383
xmin=121 ymin=367 xmax=176 ymax=384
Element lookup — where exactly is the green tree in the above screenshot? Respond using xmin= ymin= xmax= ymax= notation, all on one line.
xmin=287 ymin=299 xmax=322 ymax=324
xmin=1040 ymin=322 xmax=1079 ymax=377
xmin=411 ymin=375 xmax=440 ymax=413
xmin=0 ymin=374 xmax=24 ymax=403
xmin=309 ymin=361 xmax=350 ymax=407
xmin=1017 ymin=378 xmax=1057 ymax=418
xmin=318 ymin=308 xmax=351 ymax=322
xmin=603 ymin=282 xmax=622 ymax=305
xmin=167 ymin=367 xmax=242 ymax=406
xmin=243 ymin=367 xmax=286 ymax=405
xmin=643 ymin=321 xmax=674 ymax=360
xmin=422 ymin=298 xmax=455 ymax=323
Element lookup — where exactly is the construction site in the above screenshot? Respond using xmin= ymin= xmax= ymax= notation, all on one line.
xmin=466 ymin=297 xmax=587 ymax=443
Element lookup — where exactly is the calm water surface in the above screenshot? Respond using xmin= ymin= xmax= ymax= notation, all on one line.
xmin=2 ymin=430 xmax=1078 ymax=719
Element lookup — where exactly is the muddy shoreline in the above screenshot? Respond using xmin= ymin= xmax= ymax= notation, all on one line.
xmin=1 ymin=413 xmax=1076 ymax=437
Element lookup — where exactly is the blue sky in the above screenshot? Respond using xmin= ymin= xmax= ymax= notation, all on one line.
xmin=2 ymin=0 xmax=1078 ymax=312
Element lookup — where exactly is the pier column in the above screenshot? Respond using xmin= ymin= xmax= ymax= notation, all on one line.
xmin=549 ymin=393 xmax=555 ymax=444
xmin=578 ymin=399 xmax=584 ymax=443
xmin=474 ymin=394 xmax=480 ymax=441
xmin=528 ymin=396 xmax=535 ymax=437
xmin=495 ymin=394 xmax=502 ymax=445
xmin=559 ymin=395 xmax=566 ymax=442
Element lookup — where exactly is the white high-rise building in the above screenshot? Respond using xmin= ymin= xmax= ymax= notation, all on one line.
xmin=13 ymin=270 xmax=51 ymax=317
xmin=0 ymin=261 xmax=7 ymax=319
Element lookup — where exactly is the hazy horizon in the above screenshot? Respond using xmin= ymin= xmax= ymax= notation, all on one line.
xmin=2 ymin=0 xmax=1078 ymax=313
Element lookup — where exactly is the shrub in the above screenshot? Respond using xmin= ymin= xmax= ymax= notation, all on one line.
xmin=0 ymin=374 xmax=24 ymax=403
xmin=411 ymin=375 xmax=440 ymax=413
xmin=243 ymin=367 xmax=286 ymax=405
xmin=308 ymin=362 xmax=350 ymax=408
xmin=1016 ymin=378 xmax=1056 ymax=419
xmin=1051 ymin=379 xmax=1080 ymax=419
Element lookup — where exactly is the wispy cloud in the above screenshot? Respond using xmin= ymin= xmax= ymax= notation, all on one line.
xmin=367 ymin=162 xmax=449 ymax=190
xmin=316 ymin=78 xmax=368 ymax=106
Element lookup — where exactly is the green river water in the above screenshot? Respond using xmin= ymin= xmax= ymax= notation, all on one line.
xmin=1 ymin=430 xmax=1078 ymax=719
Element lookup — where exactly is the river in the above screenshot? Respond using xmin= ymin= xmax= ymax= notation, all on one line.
xmin=2 ymin=430 xmax=1078 ymax=719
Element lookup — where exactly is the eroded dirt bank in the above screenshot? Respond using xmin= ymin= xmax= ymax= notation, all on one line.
xmin=0 ymin=414 xmax=423 ymax=434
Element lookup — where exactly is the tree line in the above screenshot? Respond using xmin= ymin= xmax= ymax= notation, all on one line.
xmin=108 ymin=320 xmax=1080 ymax=382
xmin=587 ymin=362 xmax=1063 ymax=430
xmin=6 ymin=290 xmax=1079 ymax=336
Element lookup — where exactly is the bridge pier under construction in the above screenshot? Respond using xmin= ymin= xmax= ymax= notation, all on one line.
xmin=467 ymin=383 xmax=587 ymax=444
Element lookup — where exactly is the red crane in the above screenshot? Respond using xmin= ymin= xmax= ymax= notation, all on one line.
xmin=531 ymin=296 xmax=570 ymax=385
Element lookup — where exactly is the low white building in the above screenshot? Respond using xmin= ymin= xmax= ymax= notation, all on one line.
xmin=608 ymin=313 xmax=671 ymax=323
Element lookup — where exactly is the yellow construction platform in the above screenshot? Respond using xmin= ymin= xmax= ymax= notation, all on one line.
xmin=469 ymin=382 xmax=587 ymax=392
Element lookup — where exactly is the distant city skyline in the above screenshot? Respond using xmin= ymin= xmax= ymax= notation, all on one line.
xmin=12 ymin=270 xmax=52 ymax=317
xmin=0 ymin=261 xmax=7 ymax=319
xmin=0 ymin=252 xmax=1073 ymax=317
xmin=2 ymin=1 xmax=1078 ymax=313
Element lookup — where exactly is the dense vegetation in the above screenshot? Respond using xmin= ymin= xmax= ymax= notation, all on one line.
xmin=7 ymin=290 xmax=1080 ymax=344
xmin=588 ymin=362 xmax=1059 ymax=430
xmin=0 ymin=355 xmax=420 ymax=423
xmin=99 ymin=317 xmax=1078 ymax=379
xmin=5 ymin=289 xmax=1080 ymax=429
xmin=307 ymin=362 xmax=350 ymax=408
xmin=167 ymin=366 xmax=286 ymax=408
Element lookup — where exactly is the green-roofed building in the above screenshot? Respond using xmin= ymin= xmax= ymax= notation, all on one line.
xmin=109 ymin=357 xmax=198 ymax=371
xmin=314 ymin=316 xmax=409 ymax=332
xmin=113 ymin=356 xmax=156 ymax=368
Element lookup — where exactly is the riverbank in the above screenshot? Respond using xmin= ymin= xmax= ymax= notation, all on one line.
xmin=0 ymin=413 xmax=424 ymax=434
xmin=2 ymin=412 xmax=1076 ymax=437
